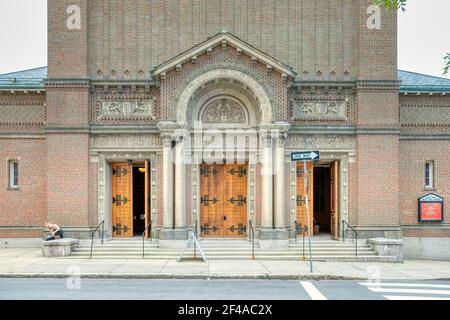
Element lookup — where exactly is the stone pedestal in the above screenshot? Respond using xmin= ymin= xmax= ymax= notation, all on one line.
xmin=368 ymin=238 xmax=404 ymax=263
xmin=259 ymin=229 xmax=289 ymax=250
xmin=41 ymin=239 xmax=79 ymax=257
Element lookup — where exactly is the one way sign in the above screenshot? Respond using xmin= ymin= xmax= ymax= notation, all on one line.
xmin=291 ymin=151 xmax=321 ymax=161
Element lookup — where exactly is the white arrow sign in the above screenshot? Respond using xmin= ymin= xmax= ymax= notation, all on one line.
xmin=291 ymin=151 xmax=321 ymax=161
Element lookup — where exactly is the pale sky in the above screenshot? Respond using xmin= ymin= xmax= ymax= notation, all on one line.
xmin=0 ymin=0 xmax=449 ymax=78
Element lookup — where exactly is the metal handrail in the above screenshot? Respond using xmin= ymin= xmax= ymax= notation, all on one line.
xmin=89 ymin=220 xmax=105 ymax=259
xmin=295 ymin=221 xmax=308 ymax=259
xmin=248 ymin=220 xmax=255 ymax=260
xmin=342 ymin=220 xmax=358 ymax=257
xmin=194 ymin=220 xmax=198 ymax=259
xmin=142 ymin=220 xmax=152 ymax=258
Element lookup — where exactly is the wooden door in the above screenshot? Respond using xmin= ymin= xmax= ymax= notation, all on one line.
xmin=112 ymin=163 xmax=133 ymax=238
xmin=296 ymin=162 xmax=314 ymax=237
xmin=330 ymin=161 xmax=339 ymax=240
xmin=200 ymin=164 xmax=248 ymax=238
xmin=223 ymin=164 xmax=248 ymax=238
xmin=200 ymin=164 xmax=224 ymax=237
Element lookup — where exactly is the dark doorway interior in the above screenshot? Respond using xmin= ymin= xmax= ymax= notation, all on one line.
xmin=313 ymin=166 xmax=331 ymax=234
xmin=133 ymin=166 xmax=146 ymax=236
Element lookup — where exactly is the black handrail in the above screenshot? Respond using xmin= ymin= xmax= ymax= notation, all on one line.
xmin=142 ymin=220 xmax=152 ymax=258
xmin=248 ymin=220 xmax=255 ymax=260
xmin=89 ymin=220 xmax=105 ymax=259
xmin=342 ymin=220 xmax=358 ymax=257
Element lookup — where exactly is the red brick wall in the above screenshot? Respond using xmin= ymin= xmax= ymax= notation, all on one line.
xmin=355 ymin=135 xmax=400 ymax=226
xmin=400 ymin=140 xmax=450 ymax=228
xmin=48 ymin=0 xmax=88 ymax=79
xmin=46 ymin=134 xmax=90 ymax=227
xmin=0 ymin=139 xmax=46 ymax=227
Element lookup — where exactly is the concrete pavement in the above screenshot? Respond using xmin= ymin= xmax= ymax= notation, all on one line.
xmin=1 ymin=248 xmax=450 ymax=280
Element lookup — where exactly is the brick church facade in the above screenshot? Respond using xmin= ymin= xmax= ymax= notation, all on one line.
xmin=0 ymin=1 xmax=449 ymax=259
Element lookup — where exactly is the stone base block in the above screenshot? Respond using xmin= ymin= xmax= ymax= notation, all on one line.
xmin=368 ymin=238 xmax=404 ymax=263
xmin=159 ymin=228 xmax=189 ymax=241
xmin=41 ymin=239 xmax=79 ymax=257
xmin=259 ymin=229 xmax=289 ymax=250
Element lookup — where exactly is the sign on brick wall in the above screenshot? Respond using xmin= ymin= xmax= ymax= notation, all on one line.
xmin=418 ymin=193 xmax=444 ymax=223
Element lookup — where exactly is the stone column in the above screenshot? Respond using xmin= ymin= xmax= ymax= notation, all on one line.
xmin=259 ymin=124 xmax=289 ymax=248
xmin=174 ymin=136 xmax=186 ymax=229
xmin=274 ymin=132 xmax=287 ymax=229
xmin=158 ymin=121 xmax=177 ymax=240
xmin=260 ymin=133 xmax=273 ymax=230
xmin=161 ymin=134 xmax=174 ymax=230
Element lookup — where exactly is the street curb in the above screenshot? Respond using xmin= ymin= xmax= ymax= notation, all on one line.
xmin=0 ymin=273 xmax=367 ymax=280
xmin=1 ymin=273 xmax=450 ymax=281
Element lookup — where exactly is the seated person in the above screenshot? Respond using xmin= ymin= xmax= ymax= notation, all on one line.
xmin=45 ymin=222 xmax=64 ymax=241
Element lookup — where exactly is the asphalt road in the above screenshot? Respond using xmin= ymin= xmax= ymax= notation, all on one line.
xmin=1 ymin=279 xmax=450 ymax=300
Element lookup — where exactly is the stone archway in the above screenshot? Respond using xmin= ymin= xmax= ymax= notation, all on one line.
xmin=176 ymin=69 xmax=273 ymax=126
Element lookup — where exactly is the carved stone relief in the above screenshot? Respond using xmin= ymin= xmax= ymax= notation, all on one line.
xmin=101 ymin=100 xmax=156 ymax=118
xmin=202 ymin=98 xmax=246 ymax=123
xmin=291 ymin=101 xmax=347 ymax=121
xmin=288 ymin=135 xmax=356 ymax=150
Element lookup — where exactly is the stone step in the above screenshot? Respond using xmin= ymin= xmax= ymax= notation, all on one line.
xmin=75 ymin=247 xmax=372 ymax=253
xmin=71 ymin=250 xmax=377 ymax=257
xmin=65 ymin=254 xmax=395 ymax=262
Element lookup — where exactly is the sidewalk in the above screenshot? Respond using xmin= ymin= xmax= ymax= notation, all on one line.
xmin=1 ymin=248 xmax=450 ymax=280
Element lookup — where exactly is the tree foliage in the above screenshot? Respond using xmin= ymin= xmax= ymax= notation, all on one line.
xmin=373 ymin=0 xmax=407 ymax=12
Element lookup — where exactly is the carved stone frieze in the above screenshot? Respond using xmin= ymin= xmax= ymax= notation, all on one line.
xmin=101 ymin=100 xmax=156 ymax=118
xmin=91 ymin=134 xmax=162 ymax=150
xmin=291 ymin=101 xmax=347 ymax=121
xmin=287 ymin=135 xmax=356 ymax=150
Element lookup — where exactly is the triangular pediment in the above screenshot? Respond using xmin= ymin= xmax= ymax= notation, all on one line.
xmin=152 ymin=31 xmax=297 ymax=80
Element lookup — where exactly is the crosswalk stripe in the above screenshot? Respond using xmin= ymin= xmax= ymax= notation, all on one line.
xmin=383 ymin=295 xmax=450 ymax=301
xmin=359 ymin=282 xmax=450 ymax=289
xmin=367 ymin=287 xmax=450 ymax=295
xmin=300 ymin=281 xmax=327 ymax=300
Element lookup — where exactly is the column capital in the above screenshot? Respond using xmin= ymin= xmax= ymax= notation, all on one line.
xmin=158 ymin=120 xmax=178 ymax=133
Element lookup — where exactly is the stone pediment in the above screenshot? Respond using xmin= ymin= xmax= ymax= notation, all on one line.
xmin=152 ymin=31 xmax=297 ymax=80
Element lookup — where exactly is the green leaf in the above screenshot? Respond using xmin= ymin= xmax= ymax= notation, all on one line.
xmin=444 ymin=53 xmax=450 ymax=76
xmin=373 ymin=0 xmax=407 ymax=12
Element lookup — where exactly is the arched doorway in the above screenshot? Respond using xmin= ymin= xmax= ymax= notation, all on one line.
xmin=177 ymin=69 xmax=273 ymax=238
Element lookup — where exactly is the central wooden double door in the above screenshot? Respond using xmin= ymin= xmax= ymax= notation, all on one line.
xmin=200 ymin=163 xmax=248 ymax=238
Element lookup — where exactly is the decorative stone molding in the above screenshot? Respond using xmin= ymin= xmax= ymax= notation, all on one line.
xmin=176 ymin=68 xmax=273 ymax=125
xmin=90 ymin=134 xmax=162 ymax=151
xmin=291 ymin=101 xmax=347 ymax=121
xmin=101 ymin=100 xmax=156 ymax=118
xmin=96 ymin=152 xmax=158 ymax=239
xmin=289 ymin=152 xmax=350 ymax=237
xmin=287 ymin=135 xmax=356 ymax=150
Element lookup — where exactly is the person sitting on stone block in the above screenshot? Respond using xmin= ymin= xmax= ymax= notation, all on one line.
xmin=45 ymin=222 xmax=64 ymax=241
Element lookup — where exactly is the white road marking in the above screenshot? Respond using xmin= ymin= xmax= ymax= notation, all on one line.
xmin=359 ymin=282 xmax=450 ymax=300
xmin=383 ymin=295 xmax=450 ymax=301
xmin=366 ymin=287 xmax=450 ymax=295
xmin=300 ymin=281 xmax=327 ymax=300
xmin=359 ymin=282 xmax=450 ymax=289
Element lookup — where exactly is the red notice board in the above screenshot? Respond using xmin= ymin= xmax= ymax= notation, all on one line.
xmin=418 ymin=194 xmax=444 ymax=223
